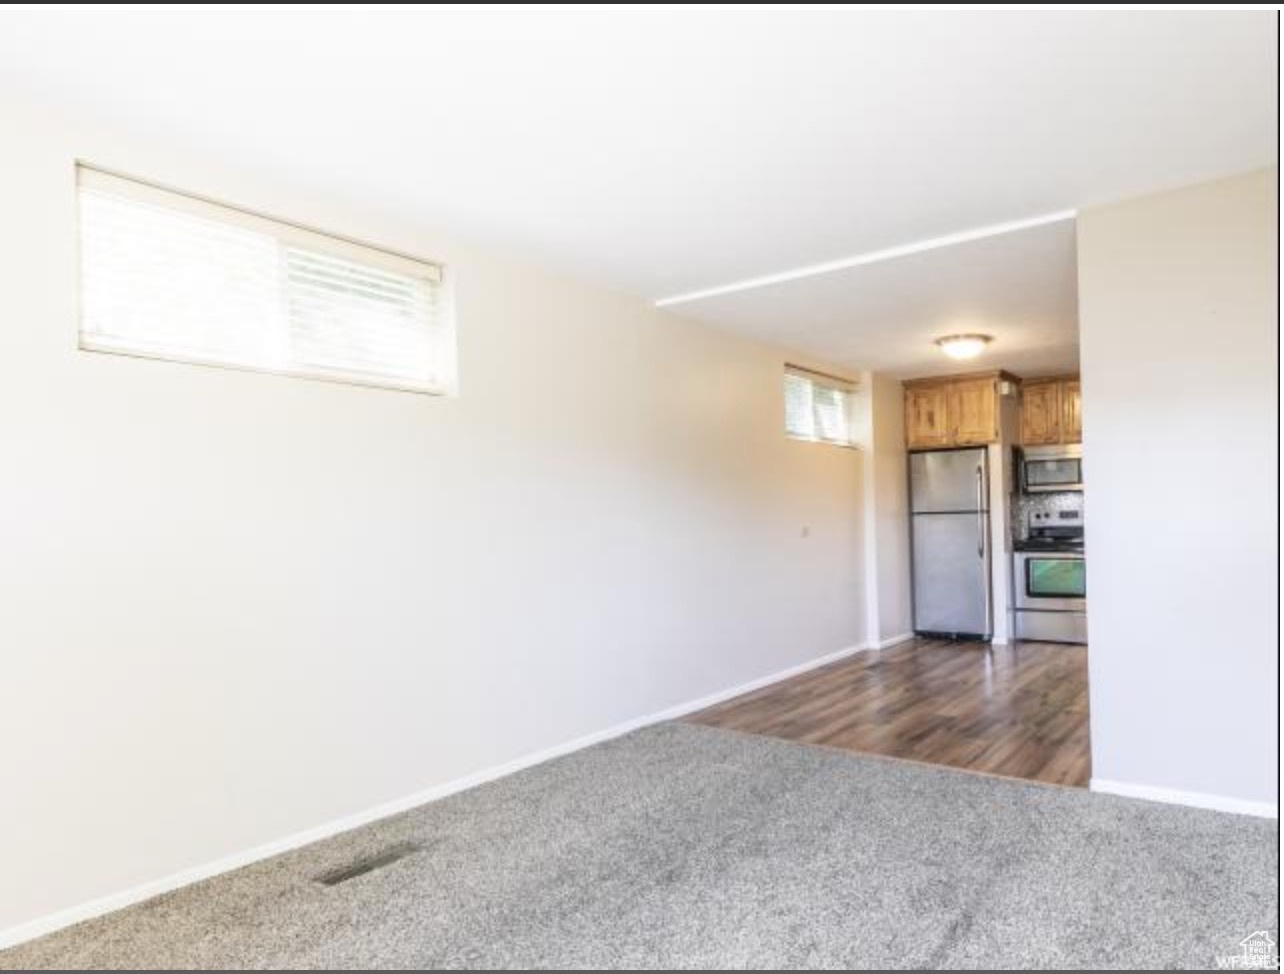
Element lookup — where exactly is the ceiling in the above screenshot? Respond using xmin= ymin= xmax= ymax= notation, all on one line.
xmin=0 ymin=8 xmax=1276 ymax=376
xmin=677 ymin=217 xmax=1081 ymax=380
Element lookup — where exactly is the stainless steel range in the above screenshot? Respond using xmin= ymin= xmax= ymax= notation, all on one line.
xmin=1013 ymin=507 xmax=1087 ymax=644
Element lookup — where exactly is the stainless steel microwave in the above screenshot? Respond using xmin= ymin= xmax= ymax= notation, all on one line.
xmin=1019 ymin=445 xmax=1083 ymax=493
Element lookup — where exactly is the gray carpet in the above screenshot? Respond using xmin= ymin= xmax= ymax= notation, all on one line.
xmin=1 ymin=722 xmax=1277 ymax=970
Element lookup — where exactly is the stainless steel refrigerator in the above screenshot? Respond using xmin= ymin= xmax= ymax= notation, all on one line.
xmin=909 ymin=447 xmax=992 ymax=639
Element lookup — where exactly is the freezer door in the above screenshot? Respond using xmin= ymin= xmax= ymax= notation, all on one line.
xmin=909 ymin=448 xmax=988 ymax=513
xmin=912 ymin=512 xmax=991 ymax=636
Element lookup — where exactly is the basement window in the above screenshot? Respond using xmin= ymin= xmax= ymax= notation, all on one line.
xmin=784 ymin=365 xmax=857 ymax=446
xmin=76 ymin=165 xmax=453 ymax=395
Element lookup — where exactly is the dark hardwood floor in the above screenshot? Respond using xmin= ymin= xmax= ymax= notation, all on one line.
xmin=686 ymin=638 xmax=1091 ymax=787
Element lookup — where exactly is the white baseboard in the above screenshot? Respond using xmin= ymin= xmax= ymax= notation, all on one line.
xmin=0 ymin=640 xmax=872 ymax=951
xmin=647 ymin=641 xmax=873 ymax=721
xmin=1090 ymin=778 xmax=1279 ymax=819
xmin=874 ymin=631 xmax=915 ymax=650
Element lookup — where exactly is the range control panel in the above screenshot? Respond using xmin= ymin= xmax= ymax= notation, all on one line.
xmin=1029 ymin=509 xmax=1083 ymax=528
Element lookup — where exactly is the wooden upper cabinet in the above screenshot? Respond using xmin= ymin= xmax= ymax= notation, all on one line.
xmin=1060 ymin=379 xmax=1082 ymax=444
xmin=906 ymin=371 xmax=1080 ymax=449
xmin=1020 ymin=375 xmax=1080 ymax=445
xmin=904 ymin=371 xmax=1013 ymax=450
xmin=950 ymin=376 xmax=998 ymax=445
xmin=1020 ymin=380 xmax=1062 ymax=445
xmin=905 ymin=384 xmax=952 ymax=449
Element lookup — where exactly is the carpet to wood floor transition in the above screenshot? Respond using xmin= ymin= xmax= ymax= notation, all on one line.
xmin=1 ymin=722 xmax=1276 ymax=970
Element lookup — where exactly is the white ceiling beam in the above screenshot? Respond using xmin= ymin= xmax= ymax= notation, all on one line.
xmin=654 ymin=209 xmax=1078 ymax=307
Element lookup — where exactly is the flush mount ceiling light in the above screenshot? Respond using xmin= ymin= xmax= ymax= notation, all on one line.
xmin=935 ymin=334 xmax=993 ymax=360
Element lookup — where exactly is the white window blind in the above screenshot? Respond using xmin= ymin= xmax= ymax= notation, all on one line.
xmin=784 ymin=365 xmax=857 ymax=446
xmin=77 ymin=166 xmax=451 ymax=394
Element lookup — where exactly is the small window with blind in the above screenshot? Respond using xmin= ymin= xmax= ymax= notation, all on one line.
xmin=76 ymin=165 xmax=453 ymax=394
xmin=783 ymin=365 xmax=858 ymax=446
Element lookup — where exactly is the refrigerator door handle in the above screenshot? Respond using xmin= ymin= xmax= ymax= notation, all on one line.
xmin=975 ymin=466 xmax=985 ymax=558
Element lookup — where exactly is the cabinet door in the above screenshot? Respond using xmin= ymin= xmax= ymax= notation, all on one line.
xmin=1021 ymin=381 xmax=1061 ymax=445
xmin=950 ymin=377 xmax=998 ymax=445
xmin=1060 ymin=379 xmax=1082 ymax=444
xmin=905 ymin=385 xmax=951 ymax=449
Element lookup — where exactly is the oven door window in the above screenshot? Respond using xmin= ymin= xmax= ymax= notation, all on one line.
xmin=1025 ymin=458 xmax=1082 ymax=488
xmin=1026 ymin=558 xmax=1086 ymax=598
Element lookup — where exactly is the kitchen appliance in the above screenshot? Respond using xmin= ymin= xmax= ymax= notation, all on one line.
xmin=1013 ymin=508 xmax=1087 ymax=643
xmin=1019 ymin=444 xmax=1084 ymax=494
xmin=909 ymin=447 xmax=991 ymax=639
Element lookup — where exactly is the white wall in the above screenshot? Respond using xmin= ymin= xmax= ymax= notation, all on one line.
xmin=1077 ymin=168 xmax=1278 ymax=810
xmin=0 ymin=94 xmax=866 ymax=933
xmin=987 ymin=386 xmax=1021 ymax=644
xmin=860 ymin=372 xmax=912 ymax=646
